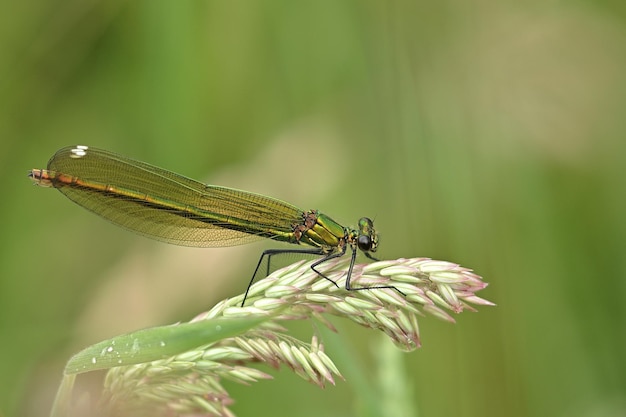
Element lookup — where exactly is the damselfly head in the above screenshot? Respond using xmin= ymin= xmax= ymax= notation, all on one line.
xmin=357 ymin=217 xmax=378 ymax=253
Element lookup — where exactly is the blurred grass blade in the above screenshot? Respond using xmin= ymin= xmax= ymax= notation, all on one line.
xmin=50 ymin=374 xmax=76 ymax=417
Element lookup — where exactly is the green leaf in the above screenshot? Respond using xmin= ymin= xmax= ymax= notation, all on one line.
xmin=65 ymin=316 xmax=268 ymax=374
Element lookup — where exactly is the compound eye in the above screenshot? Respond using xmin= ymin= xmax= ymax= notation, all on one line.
xmin=357 ymin=235 xmax=372 ymax=251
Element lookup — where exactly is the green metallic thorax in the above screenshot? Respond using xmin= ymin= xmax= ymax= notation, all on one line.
xmin=297 ymin=212 xmax=347 ymax=250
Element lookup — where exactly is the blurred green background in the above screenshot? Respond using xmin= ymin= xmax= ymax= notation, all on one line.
xmin=1 ymin=1 xmax=625 ymax=416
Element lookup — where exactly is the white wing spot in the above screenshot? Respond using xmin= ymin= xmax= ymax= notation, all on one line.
xmin=70 ymin=145 xmax=89 ymax=158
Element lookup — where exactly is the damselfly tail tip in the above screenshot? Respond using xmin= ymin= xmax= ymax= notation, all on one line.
xmin=28 ymin=169 xmax=52 ymax=187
